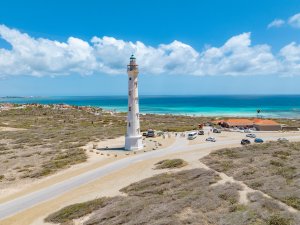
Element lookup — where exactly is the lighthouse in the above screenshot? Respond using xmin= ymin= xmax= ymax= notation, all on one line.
xmin=125 ymin=55 xmax=143 ymax=150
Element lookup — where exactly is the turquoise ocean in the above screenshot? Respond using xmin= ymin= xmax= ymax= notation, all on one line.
xmin=1 ymin=95 xmax=300 ymax=119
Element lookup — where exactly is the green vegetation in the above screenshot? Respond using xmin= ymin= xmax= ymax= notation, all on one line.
xmin=140 ymin=113 xmax=211 ymax=132
xmin=0 ymin=104 xmax=210 ymax=189
xmin=154 ymin=158 xmax=187 ymax=169
xmin=46 ymin=169 xmax=299 ymax=225
xmin=202 ymin=141 xmax=300 ymax=210
xmin=283 ymin=196 xmax=300 ymax=210
xmin=0 ymin=105 xmax=125 ymax=188
xmin=45 ymin=198 xmax=107 ymax=224
xmin=275 ymin=118 xmax=300 ymax=128
xmin=29 ymin=148 xmax=87 ymax=178
xmin=268 ymin=214 xmax=291 ymax=225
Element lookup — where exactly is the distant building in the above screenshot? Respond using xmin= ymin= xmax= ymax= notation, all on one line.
xmin=214 ymin=118 xmax=282 ymax=131
xmin=252 ymin=119 xmax=281 ymax=131
xmin=220 ymin=119 xmax=254 ymax=128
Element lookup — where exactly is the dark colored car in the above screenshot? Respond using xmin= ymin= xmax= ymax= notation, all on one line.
xmin=241 ymin=139 xmax=251 ymax=145
xmin=254 ymin=138 xmax=264 ymax=143
xmin=198 ymin=130 xmax=204 ymax=135
xmin=213 ymin=128 xmax=221 ymax=133
xmin=147 ymin=129 xmax=155 ymax=137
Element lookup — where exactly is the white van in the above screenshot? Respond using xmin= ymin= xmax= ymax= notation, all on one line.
xmin=188 ymin=131 xmax=197 ymax=140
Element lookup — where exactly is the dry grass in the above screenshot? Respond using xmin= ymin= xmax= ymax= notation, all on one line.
xmin=0 ymin=105 xmax=125 ymax=188
xmin=0 ymin=105 xmax=211 ymax=189
xmin=275 ymin=118 xmax=300 ymax=128
xmin=45 ymin=198 xmax=108 ymax=224
xmin=46 ymin=168 xmax=300 ymax=225
xmin=202 ymin=141 xmax=300 ymax=211
xmin=140 ymin=114 xmax=211 ymax=132
xmin=154 ymin=159 xmax=187 ymax=169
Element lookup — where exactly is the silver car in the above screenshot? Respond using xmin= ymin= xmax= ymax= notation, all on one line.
xmin=206 ymin=137 xmax=216 ymax=142
xmin=277 ymin=138 xmax=289 ymax=142
xmin=246 ymin=133 xmax=256 ymax=138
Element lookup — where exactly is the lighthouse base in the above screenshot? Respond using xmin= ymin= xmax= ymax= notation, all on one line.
xmin=125 ymin=135 xmax=143 ymax=151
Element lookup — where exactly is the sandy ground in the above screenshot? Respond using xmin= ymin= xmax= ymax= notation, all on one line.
xmin=187 ymin=128 xmax=300 ymax=145
xmin=86 ymin=135 xmax=176 ymax=157
xmin=1 ymin=130 xmax=300 ymax=225
xmin=3 ymin=144 xmax=233 ymax=225
xmin=0 ymin=135 xmax=175 ymax=202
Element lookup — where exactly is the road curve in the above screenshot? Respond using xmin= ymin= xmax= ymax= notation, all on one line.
xmin=0 ymin=135 xmax=299 ymax=220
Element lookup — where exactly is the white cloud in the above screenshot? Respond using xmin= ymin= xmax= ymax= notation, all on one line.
xmin=0 ymin=25 xmax=98 ymax=77
xmin=196 ymin=33 xmax=280 ymax=76
xmin=279 ymin=42 xmax=300 ymax=75
xmin=267 ymin=19 xmax=285 ymax=28
xmin=288 ymin=13 xmax=300 ymax=28
xmin=0 ymin=24 xmax=300 ymax=77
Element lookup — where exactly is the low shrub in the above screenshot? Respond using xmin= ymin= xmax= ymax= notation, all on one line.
xmin=45 ymin=198 xmax=107 ymax=223
xmin=154 ymin=159 xmax=187 ymax=169
xmin=267 ymin=214 xmax=291 ymax=225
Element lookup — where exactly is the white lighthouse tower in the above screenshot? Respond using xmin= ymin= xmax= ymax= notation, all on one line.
xmin=125 ymin=55 xmax=143 ymax=150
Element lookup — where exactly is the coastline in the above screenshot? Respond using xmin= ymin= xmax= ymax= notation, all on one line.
xmin=1 ymin=95 xmax=300 ymax=119
xmin=1 ymin=102 xmax=300 ymax=122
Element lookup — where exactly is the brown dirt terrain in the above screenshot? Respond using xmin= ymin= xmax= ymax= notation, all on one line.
xmin=0 ymin=105 xmax=210 ymax=190
xmin=0 ymin=106 xmax=125 ymax=190
xmin=46 ymin=168 xmax=300 ymax=225
xmin=201 ymin=141 xmax=300 ymax=211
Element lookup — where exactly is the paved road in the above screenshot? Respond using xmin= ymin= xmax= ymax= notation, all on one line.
xmin=0 ymin=134 xmax=299 ymax=220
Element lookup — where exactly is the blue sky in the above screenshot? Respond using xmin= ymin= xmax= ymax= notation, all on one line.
xmin=1 ymin=0 xmax=300 ymax=96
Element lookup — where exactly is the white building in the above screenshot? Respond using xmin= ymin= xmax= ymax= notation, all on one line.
xmin=125 ymin=55 xmax=143 ymax=150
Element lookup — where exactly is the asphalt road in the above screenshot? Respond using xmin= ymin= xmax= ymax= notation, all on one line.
xmin=0 ymin=134 xmax=299 ymax=220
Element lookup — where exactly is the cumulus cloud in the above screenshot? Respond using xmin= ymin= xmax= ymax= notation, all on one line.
xmin=0 ymin=24 xmax=300 ymax=77
xmin=267 ymin=19 xmax=285 ymax=28
xmin=288 ymin=13 xmax=300 ymax=28
xmin=279 ymin=42 xmax=300 ymax=75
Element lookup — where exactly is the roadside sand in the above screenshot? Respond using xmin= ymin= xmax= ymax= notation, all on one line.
xmin=188 ymin=129 xmax=300 ymax=145
xmin=0 ymin=142 xmax=242 ymax=225
xmin=0 ymin=135 xmax=175 ymax=202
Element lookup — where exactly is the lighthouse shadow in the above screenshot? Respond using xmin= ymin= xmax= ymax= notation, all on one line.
xmin=96 ymin=147 xmax=126 ymax=151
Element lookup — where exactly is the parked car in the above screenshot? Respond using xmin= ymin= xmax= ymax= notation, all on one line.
xmin=188 ymin=131 xmax=197 ymax=140
xmin=241 ymin=139 xmax=251 ymax=145
xmin=198 ymin=130 xmax=204 ymax=135
xmin=213 ymin=128 xmax=221 ymax=133
xmin=246 ymin=133 xmax=256 ymax=138
xmin=244 ymin=129 xmax=251 ymax=133
xmin=146 ymin=129 xmax=155 ymax=137
xmin=142 ymin=132 xmax=148 ymax=136
xmin=254 ymin=138 xmax=264 ymax=143
xmin=277 ymin=137 xmax=289 ymax=142
xmin=206 ymin=137 xmax=216 ymax=142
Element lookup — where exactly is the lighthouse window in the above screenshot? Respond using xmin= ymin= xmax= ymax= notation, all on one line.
xmin=128 ymin=122 xmax=131 ymax=127
xmin=129 ymin=107 xmax=131 ymax=111
xmin=129 ymin=91 xmax=132 ymax=96
xmin=129 ymin=77 xmax=132 ymax=80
